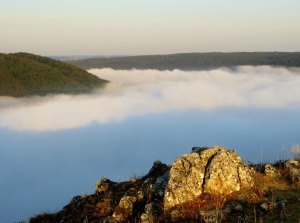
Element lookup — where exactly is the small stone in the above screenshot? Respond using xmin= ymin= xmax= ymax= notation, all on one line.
xmin=260 ymin=202 xmax=277 ymax=212
xmin=277 ymin=199 xmax=288 ymax=207
xmin=118 ymin=196 xmax=137 ymax=211
xmin=199 ymin=209 xmax=223 ymax=223
xmin=264 ymin=164 xmax=278 ymax=177
xmin=191 ymin=146 xmax=209 ymax=153
xmin=234 ymin=203 xmax=243 ymax=211
xmin=140 ymin=213 xmax=155 ymax=223
xmin=96 ymin=177 xmax=115 ymax=193
xmin=96 ymin=183 xmax=109 ymax=193
xmin=170 ymin=210 xmax=181 ymax=221
xmin=112 ymin=196 xmax=137 ymax=222
xmin=223 ymin=205 xmax=232 ymax=214
xmin=285 ymin=160 xmax=300 ymax=183
xmin=260 ymin=202 xmax=268 ymax=211
xmin=137 ymin=191 xmax=144 ymax=201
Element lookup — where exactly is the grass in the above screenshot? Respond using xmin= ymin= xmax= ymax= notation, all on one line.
xmin=163 ymin=168 xmax=300 ymax=222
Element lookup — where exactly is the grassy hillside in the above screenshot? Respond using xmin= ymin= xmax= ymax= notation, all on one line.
xmin=0 ymin=53 xmax=108 ymax=97
xmin=67 ymin=52 xmax=300 ymax=70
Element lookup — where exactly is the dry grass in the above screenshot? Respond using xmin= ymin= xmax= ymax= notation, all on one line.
xmin=164 ymin=171 xmax=300 ymax=223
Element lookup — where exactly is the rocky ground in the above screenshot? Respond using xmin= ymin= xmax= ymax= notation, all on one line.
xmin=30 ymin=146 xmax=300 ymax=223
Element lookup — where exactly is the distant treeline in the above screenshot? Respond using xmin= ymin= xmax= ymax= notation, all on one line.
xmin=0 ymin=53 xmax=107 ymax=97
xmin=67 ymin=52 xmax=300 ymax=70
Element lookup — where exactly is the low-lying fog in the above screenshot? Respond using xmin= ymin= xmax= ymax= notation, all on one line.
xmin=0 ymin=66 xmax=300 ymax=222
xmin=1 ymin=66 xmax=300 ymax=131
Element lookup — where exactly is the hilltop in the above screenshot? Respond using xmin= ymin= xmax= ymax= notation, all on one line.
xmin=0 ymin=53 xmax=108 ymax=97
xmin=30 ymin=146 xmax=300 ymax=223
xmin=67 ymin=52 xmax=300 ymax=70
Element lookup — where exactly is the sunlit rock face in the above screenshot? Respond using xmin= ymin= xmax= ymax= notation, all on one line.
xmin=264 ymin=164 xmax=279 ymax=177
xmin=285 ymin=160 xmax=300 ymax=184
xmin=112 ymin=196 xmax=137 ymax=222
xmin=164 ymin=146 xmax=255 ymax=211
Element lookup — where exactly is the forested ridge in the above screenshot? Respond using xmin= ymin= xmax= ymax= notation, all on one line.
xmin=68 ymin=52 xmax=300 ymax=70
xmin=0 ymin=53 xmax=107 ymax=97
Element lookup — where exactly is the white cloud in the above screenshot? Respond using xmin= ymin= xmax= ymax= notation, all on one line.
xmin=0 ymin=66 xmax=299 ymax=131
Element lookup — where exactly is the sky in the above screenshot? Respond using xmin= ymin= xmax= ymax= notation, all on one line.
xmin=0 ymin=0 xmax=299 ymax=55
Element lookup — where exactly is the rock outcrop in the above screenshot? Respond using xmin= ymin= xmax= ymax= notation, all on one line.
xmin=264 ymin=164 xmax=279 ymax=177
xmin=29 ymin=146 xmax=300 ymax=223
xmin=112 ymin=196 xmax=138 ymax=222
xmin=140 ymin=202 xmax=161 ymax=223
xmin=285 ymin=160 xmax=300 ymax=184
xmin=164 ymin=146 xmax=255 ymax=211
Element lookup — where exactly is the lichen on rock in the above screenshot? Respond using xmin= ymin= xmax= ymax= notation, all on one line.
xmin=264 ymin=164 xmax=279 ymax=177
xmin=112 ymin=196 xmax=137 ymax=222
xmin=164 ymin=146 xmax=255 ymax=211
xmin=285 ymin=160 xmax=300 ymax=184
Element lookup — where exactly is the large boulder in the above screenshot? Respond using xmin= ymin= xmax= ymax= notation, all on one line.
xmin=164 ymin=146 xmax=255 ymax=211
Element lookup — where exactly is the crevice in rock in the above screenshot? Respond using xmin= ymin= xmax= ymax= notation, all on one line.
xmin=201 ymin=150 xmax=222 ymax=191
xmin=180 ymin=156 xmax=193 ymax=173
xmin=237 ymin=164 xmax=242 ymax=187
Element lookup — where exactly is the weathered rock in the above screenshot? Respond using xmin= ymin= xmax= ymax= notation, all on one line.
xmin=117 ymin=195 xmax=137 ymax=210
xmin=233 ymin=203 xmax=243 ymax=212
xmin=140 ymin=213 xmax=155 ymax=223
xmin=191 ymin=146 xmax=209 ymax=153
xmin=203 ymin=149 xmax=254 ymax=195
xmin=199 ymin=209 xmax=224 ymax=223
xmin=136 ymin=190 xmax=144 ymax=201
xmin=146 ymin=160 xmax=169 ymax=179
xmin=164 ymin=146 xmax=255 ymax=211
xmin=285 ymin=160 xmax=300 ymax=183
xmin=170 ymin=210 xmax=181 ymax=222
xmin=145 ymin=202 xmax=161 ymax=215
xmin=102 ymin=216 xmax=119 ymax=223
xmin=96 ymin=177 xmax=114 ymax=193
xmin=164 ymin=147 xmax=222 ymax=210
xmin=140 ymin=203 xmax=160 ymax=223
xmin=264 ymin=164 xmax=279 ymax=177
xmin=155 ymin=171 xmax=170 ymax=196
xmin=277 ymin=199 xmax=288 ymax=207
xmin=260 ymin=202 xmax=277 ymax=212
xmin=112 ymin=196 xmax=137 ymax=222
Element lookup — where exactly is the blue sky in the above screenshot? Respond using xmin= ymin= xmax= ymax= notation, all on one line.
xmin=0 ymin=0 xmax=299 ymax=55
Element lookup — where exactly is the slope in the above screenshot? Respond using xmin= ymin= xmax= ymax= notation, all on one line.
xmin=0 ymin=53 xmax=108 ymax=97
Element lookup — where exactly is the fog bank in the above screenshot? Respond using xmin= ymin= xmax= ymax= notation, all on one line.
xmin=0 ymin=66 xmax=299 ymax=131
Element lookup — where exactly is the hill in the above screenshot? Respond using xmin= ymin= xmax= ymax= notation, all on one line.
xmin=67 ymin=52 xmax=300 ymax=70
xmin=30 ymin=146 xmax=300 ymax=223
xmin=0 ymin=53 xmax=108 ymax=97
